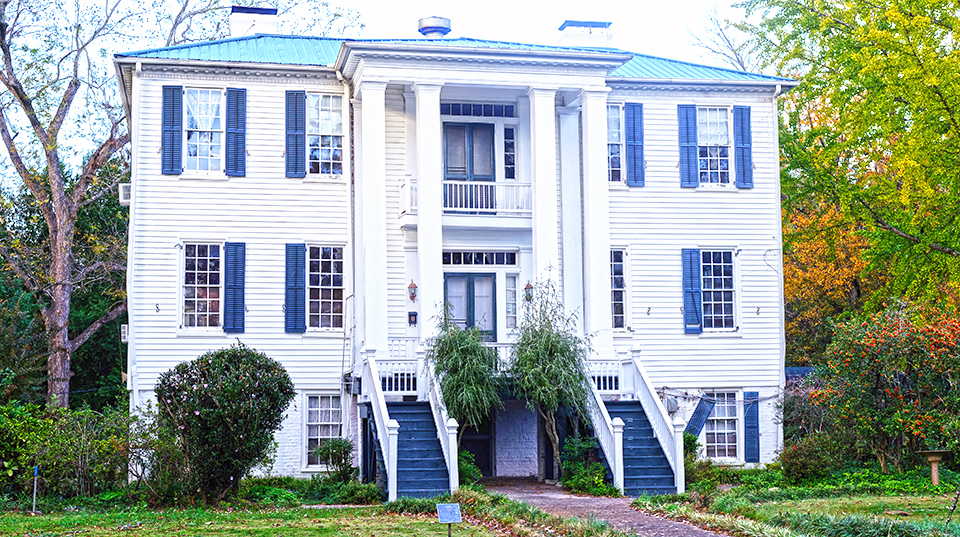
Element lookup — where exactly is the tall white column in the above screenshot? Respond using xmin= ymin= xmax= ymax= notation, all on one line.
xmin=581 ymin=88 xmax=613 ymax=353
xmin=558 ymin=106 xmax=584 ymax=333
xmin=414 ymin=83 xmax=444 ymax=339
xmin=358 ymin=81 xmax=389 ymax=353
xmin=528 ymin=87 xmax=560 ymax=282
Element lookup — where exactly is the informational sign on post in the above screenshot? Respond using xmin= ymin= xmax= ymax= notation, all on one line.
xmin=437 ymin=503 xmax=461 ymax=537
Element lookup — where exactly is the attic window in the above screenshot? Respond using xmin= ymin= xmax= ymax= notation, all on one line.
xmin=441 ymin=103 xmax=516 ymax=118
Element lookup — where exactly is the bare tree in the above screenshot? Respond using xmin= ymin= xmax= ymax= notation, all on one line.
xmin=0 ymin=0 xmax=134 ymax=407
xmin=688 ymin=5 xmax=758 ymax=72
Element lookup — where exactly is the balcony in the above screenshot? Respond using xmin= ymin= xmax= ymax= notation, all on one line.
xmin=399 ymin=178 xmax=532 ymax=230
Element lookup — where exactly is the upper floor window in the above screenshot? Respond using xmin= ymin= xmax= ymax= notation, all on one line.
xmin=184 ymin=89 xmax=223 ymax=172
xmin=307 ymin=94 xmax=344 ymax=175
xmin=682 ymin=248 xmax=736 ymax=334
xmin=697 ymin=107 xmax=731 ymax=185
xmin=162 ymin=86 xmax=245 ymax=177
xmin=607 ymin=105 xmax=622 ymax=182
xmin=445 ymin=123 xmax=495 ymax=181
xmin=183 ymin=243 xmax=221 ymax=328
xmin=308 ymin=246 xmax=344 ymax=329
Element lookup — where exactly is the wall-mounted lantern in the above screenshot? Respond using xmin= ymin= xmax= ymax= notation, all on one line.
xmin=408 ymin=280 xmax=418 ymax=302
xmin=524 ymin=281 xmax=534 ymax=302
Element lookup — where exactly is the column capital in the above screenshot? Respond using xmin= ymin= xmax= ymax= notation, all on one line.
xmin=580 ymin=86 xmax=612 ymax=102
xmin=355 ymin=80 xmax=388 ymax=100
xmin=527 ymin=86 xmax=559 ymax=99
xmin=557 ymin=106 xmax=580 ymax=118
xmin=412 ymin=82 xmax=443 ymax=95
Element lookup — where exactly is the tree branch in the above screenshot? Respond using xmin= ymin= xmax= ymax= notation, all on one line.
xmin=69 ymin=302 xmax=127 ymax=353
xmin=856 ymin=198 xmax=960 ymax=257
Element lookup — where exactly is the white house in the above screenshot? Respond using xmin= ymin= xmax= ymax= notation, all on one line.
xmin=113 ymin=7 xmax=796 ymax=500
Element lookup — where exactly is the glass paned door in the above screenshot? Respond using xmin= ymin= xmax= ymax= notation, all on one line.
xmin=444 ymin=273 xmax=496 ymax=340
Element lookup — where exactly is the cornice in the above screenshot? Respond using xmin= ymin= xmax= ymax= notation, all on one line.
xmin=139 ymin=63 xmax=340 ymax=84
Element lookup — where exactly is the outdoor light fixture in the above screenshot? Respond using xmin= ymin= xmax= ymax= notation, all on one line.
xmin=408 ymin=280 xmax=418 ymax=302
xmin=524 ymin=281 xmax=534 ymax=302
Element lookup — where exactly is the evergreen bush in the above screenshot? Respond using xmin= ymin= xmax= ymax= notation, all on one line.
xmin=155 ymin=343 xmax=295 ymax=505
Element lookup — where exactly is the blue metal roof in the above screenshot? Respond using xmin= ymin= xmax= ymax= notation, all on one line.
xmin=115 ymin=34 xmax=789 ymax=82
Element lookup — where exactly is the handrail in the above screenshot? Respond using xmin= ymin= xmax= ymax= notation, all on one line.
xmin=361 ymin=349 xmax=398 ymax=501
xmin=426 ymin=359 xmax=459 ymax=492
xmin=587 ymin=378 xmax=623 ymax=492
xmin=630 ymin=356 xmax=678 ymax=475
xmin=442 ymin=180 xmax=532 ymax=214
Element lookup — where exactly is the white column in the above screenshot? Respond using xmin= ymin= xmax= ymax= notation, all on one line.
xmin=414 ymin=83 xmax=444 ymax=337
xmin=581 ymin=88 xmax=613 ymax=353
xmin=528 ymin=87 xmax=560 ymax=282
xmin=358 ymin=81 xmax=389 ymax=353
xmin=558 ymin=106 xmax=584 ymax=333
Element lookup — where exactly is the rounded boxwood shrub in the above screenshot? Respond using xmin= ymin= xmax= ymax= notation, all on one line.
xmin=156 ymin=343 xmax=295 ymax=505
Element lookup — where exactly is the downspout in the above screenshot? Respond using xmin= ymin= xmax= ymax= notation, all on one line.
xmin=128 ymin=61 xmax=142 ymax=412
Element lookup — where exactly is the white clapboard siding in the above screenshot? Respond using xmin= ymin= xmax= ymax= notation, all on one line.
xmin=607 ymin=90 xmax=783 ymax=390
xmin=385 ymin=86 xmax=410 ymax=335
xmin=130 ymin=73 xmax=352 ymax=391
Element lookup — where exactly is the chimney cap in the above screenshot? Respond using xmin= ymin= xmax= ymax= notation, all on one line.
xmin=418 ymin=16 xmax=451 ymax=38
xmin=558 ymin=20 xmax=611 ymax=30
xmin=231 ymin=5 xmax=278 ymax=16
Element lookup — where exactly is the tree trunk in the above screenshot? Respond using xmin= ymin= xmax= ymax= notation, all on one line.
xmin=537 ymin=404 xmax=563 ymax=480
xmin=44 ymin=220 xmax=75 ymax=408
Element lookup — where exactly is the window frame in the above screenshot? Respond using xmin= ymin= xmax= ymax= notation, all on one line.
xmin=305 ymin=93 xmax=345 ymax=178
xmin=443 ymin=272 xmax=497 ymax=341
xmin=305 ymin=244 xmax=347 ymax=332
xmin=179 ymin=240 xmax=224 ymax=332
xmin=610 ymin=248 xmax=628 ymax=330
xmin=701 ymin=390 xmax=742 ymax=462
xmin=182 ymin=87 xmax=226 ymax=178
xmin=695 ymin=106 xmax=735 ymax=187
xmin=303 ymin=393 xmax=343 ymax=470
xmin=607 ymin=103 xmax=624 ymax=183
xmin=698 ymin=249 xmax=738 ymax=333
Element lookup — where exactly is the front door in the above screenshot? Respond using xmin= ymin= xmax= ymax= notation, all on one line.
xmin=444 ymin=273 xmax=496 ymax=341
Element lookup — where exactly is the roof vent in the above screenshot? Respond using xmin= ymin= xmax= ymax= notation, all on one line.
xmin=557 ymin=20 xmax=613 ymax=48
xmin=418 ymin=16 xmax=451 ymax=39
xmin=230 ymin=5 xmax=279 ymax=38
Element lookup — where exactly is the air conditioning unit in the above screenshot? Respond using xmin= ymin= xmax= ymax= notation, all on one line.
xmin=118 ymin=183 xmax=132 ymax=206
xmin=120 ymin=324 xmax=129 ymax=343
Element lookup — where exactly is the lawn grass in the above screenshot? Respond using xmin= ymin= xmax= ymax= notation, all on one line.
xmin=0 ymin=507 xmax=501 ymax=537
xmin=754 ymin=494 xmax=956 ymax=524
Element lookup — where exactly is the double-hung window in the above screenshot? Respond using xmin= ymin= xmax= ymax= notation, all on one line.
xmin=610 ymin=249 xmax=626 ymax=329
xmin=606 ymin=103 xmax=644 ymax=186
xmin=704 ymin=392 xmax=738 ymax=458
xmin=181 ymin=242 xmax=245 ymax=332
xmin=305 ymin=394 xmax=342 ymax=466
xmin=161 ymin=86 xmax=246 ymax=176
xmin=285 ymin=91 xmax=345 ymax=178
xmin=682 ymin=249 xmax=736 ymax=334
xmin=285 ymin=243 xmax=345 ymax=332
xmin=678 ymin=105 xmax=752 ymax=188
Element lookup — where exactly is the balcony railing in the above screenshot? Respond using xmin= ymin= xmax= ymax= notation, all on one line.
xmin=399 ymin=179 xmax=532 ymax=217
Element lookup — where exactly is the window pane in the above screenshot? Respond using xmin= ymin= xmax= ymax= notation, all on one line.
xmin=473 ymin=276 xmax=494 ymax=331
xmin=445 ymin=125 xmax=466 ymax=176
xmin=472 ymin=125 xmax=494 ymax=178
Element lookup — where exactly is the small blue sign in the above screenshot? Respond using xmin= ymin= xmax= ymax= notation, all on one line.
xmin=437 ymin=503 xmax=462 ymax=524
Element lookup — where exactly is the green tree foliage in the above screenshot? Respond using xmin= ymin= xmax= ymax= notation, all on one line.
xmin=743 ymin=0 xmax=960 ymax=305
xmin=810 ymin=308 xmax=960 ymax=473
xmin=0 ymin=286 xmax=45 ymax=404
xmin=510 ymin=281 xmax=591 ymax=479
xmin=155 ymin=343 xmax=295 ymax=505
xmin=426 ymin=316 xmax=502 ymax=446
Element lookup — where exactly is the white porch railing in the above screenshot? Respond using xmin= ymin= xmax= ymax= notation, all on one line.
xmin=587 ymin=377 xmax=624 ymax=493
xmin=360 ymin=349 xmax=399 ymax=501
xmin=442 ymin=181 xmax=531 ymax=215
xmin=425 ymin=352 xmax=459 ymax=493
xmin=623 ymin=354 xmax=685 ymax=493
xmin=589 ymin=361 xmax=620 ymax=394
xmin=378 ymin=360 xmax=418 ymax=395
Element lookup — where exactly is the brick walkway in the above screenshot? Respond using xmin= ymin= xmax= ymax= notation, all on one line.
xmin=485 ymin=478 xmax=724 ymax=537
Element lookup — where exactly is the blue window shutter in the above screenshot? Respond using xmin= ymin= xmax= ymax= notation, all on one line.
xmin=734 ymin=106 xmax=753 ymax=189
xmin=223 ymin=242 xmax=245 ymax=333
xmin=625 ymin=103 xmax=644 ymax=187
xmin=678 ymin=105 xmax=698 ymax=187
xmin=225 ymin=88 xmax=246 ymax=177
xmin=685 ymin=397 xmax=716 ymax=436
xmin=285 ymin=91 xmax=306 ymax=178
xmin=744 ymin=391 xmax=760 ymax=462
xmin=285 ymin=243 xmax=305 ymax=333
xmin=161 ymin=86 xmax=182 ymax=175
xmin=682 ymin=248 xmax=702 ymax=334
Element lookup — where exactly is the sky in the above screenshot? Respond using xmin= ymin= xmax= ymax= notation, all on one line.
xmin=341 ymin=0 xmax=734 ymax=68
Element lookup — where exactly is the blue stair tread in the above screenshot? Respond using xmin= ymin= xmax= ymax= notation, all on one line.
xmin=603 ymin=400 xmax=677 ymax=495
